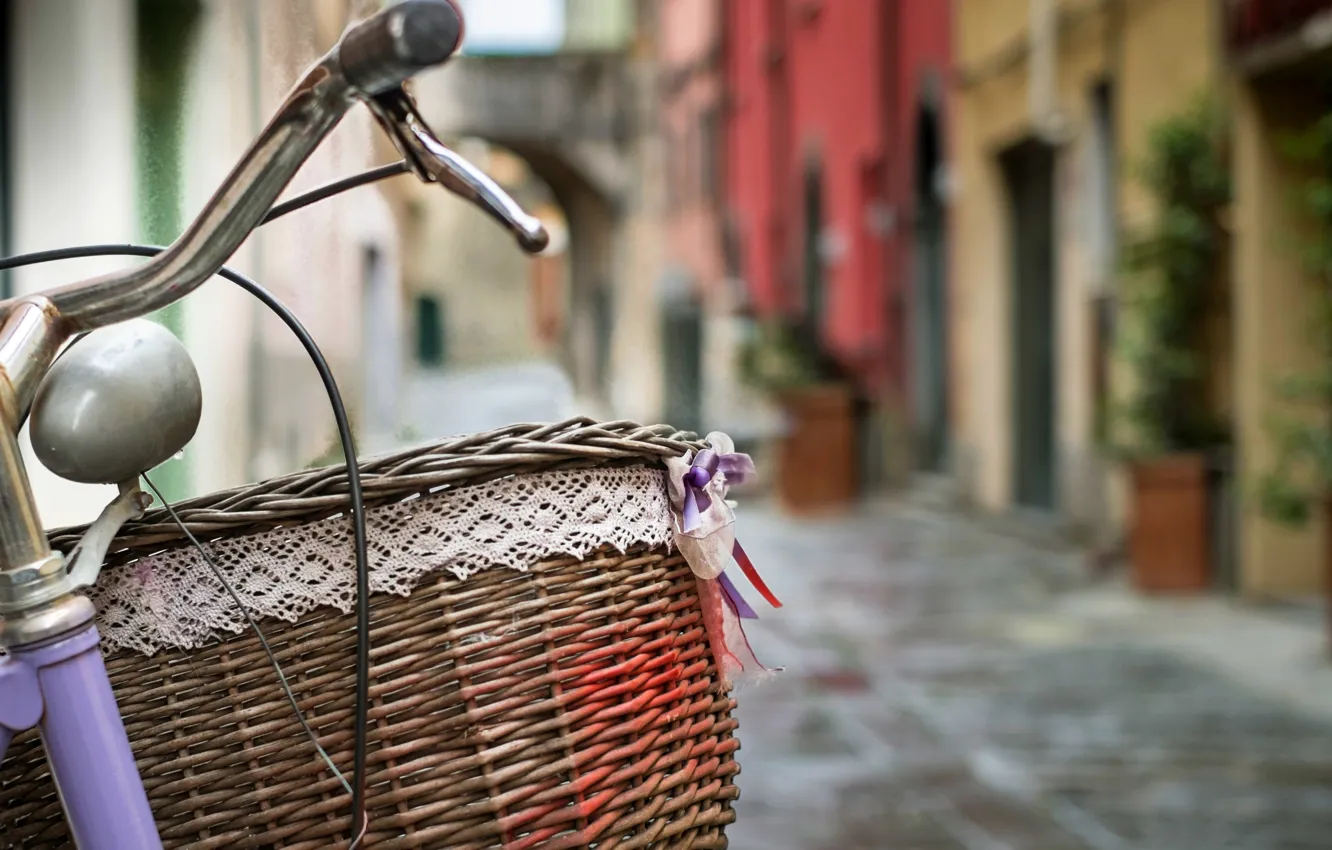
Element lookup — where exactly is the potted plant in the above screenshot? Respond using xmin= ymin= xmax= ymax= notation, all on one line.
xmin=1258 ymin=109 xmax=1332 ymax=642
xmin=737 ymin=317 xmax=857 ymax=514
xmin=1114 ymin=97 xmax=1231 ymax=593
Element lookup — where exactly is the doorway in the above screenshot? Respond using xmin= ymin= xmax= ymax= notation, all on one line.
xmin=660 ymin=269 xmax=704 ymax=434
xmin=911 ymin=103 xmax=950 ymax=473
xmin=1001 ymin=139 xmax=1058 ymax=510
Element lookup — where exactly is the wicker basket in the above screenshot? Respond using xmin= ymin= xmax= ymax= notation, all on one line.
xmin=0 ymin=420 xmax=740 ymax=849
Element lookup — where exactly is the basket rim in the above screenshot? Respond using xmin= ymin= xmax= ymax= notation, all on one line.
xmin=48 ymin=418 xmax=701 ymax=554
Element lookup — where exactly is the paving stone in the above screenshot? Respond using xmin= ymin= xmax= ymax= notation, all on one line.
xmin=725 ymin=501 xmax=1332 ymax=850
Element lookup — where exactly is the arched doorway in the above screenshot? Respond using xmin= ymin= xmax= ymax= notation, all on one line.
xmin=911 ymin=100 xmax=950 ymax=474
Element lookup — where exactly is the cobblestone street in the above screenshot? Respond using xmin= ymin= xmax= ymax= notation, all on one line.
xmin=725 ymin=502 xmax=1332 ymax=850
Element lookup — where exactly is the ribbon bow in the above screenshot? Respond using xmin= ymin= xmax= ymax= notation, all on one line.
xmin=663 ymin=433 xmax=783 ymax=684
xmin=667 ymin=436 xmax=782 ymax=620
xmin=681 ymin=447 xmax=754 ymax=533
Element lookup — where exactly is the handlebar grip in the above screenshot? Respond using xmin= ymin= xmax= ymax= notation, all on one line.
xmin=339 ymin=0 xmax=465 ymax=95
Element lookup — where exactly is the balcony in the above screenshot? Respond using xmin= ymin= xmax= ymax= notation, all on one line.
xmin=1228 ymin=0 xmax=1332 ymax=73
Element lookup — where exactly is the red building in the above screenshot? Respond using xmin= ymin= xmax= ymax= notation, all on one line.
xmin=723 ymin=0 xmax=952 ymax=475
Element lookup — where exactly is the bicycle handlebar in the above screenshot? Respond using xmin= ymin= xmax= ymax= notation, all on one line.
xmin=340 ymin=0 xmax=465 ymax=95
xmin=0 ymin=0 xmax=467 ymax=614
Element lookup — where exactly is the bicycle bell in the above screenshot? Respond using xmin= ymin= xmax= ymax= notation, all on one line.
xmin=30 ymin=319 xmax=203 ymax=485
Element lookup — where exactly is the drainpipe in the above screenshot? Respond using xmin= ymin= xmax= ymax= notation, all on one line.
xmin=879 ymin=0 xmax=908 ymax=488
xmin=136 ymin=0 xmax=203 ymax=501
xmin=244 ymin=0 xmax=265 ymax=481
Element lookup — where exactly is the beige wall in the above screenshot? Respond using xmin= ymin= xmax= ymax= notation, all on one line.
xmin=951 ymin=0 xmax=1217 ymax=532
xmin=956 ymin=0 xmax=1028 ymax=72
xmin=952 ymin=0 xmax=1112 ymax=516
xmin=608 ymin=56 xmax=667 ymax=426
xmin=1116 ymin=0 xmax=1221 ymax=229
xmin=11 ymin=0 xmax=137 ymax=528
xmin=12 ymin=0 xmax=401 ymax=527
xmin=610 ymin=121 xmax=667 ymax=426
xmin=1233 ymin=78 xmax=1327 ymax=596
xmin=202 ymin=0 xmax=400 ymax=483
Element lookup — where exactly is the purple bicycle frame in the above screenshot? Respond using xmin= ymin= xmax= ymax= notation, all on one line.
xmin=0 ymin=623 xmax=162 ymax=848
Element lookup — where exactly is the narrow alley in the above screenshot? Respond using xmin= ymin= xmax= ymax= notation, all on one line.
xmin=726 ymin=502 xmax=1332 ymax=850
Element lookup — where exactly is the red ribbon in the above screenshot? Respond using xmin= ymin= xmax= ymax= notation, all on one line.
xmin=732 ymin=539 xmax=781 ymax=609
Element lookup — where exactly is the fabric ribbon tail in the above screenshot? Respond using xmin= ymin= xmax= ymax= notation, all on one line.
xmin=717 ymin=571 xmax=759 ymax=619
xmin=716 ymin=581 xmax=779 ymax=680
xmin=732 ymin=539 xmax=782 ymax=609
xmin=682 ymin=487 xmax=701 ymax=533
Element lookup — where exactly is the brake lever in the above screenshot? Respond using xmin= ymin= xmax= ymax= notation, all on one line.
xmin=369 ymin=87 xmax=550 ymax=254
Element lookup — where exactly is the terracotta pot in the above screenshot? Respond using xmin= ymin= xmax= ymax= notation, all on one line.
xmin=1128 ymin=453 xmax=1210 ymax=593
xmin=773 ymin=384 xmax=857 ymax=515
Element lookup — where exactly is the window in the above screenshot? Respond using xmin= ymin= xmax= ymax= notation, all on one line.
xmin=415 ymin=295 xmax=447 ymax=367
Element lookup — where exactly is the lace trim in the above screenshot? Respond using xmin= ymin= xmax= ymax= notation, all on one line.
xmin=90 ymin=467 xmax=674 ymax=656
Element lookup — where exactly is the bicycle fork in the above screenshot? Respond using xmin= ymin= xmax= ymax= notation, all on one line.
xmin=0 ymin=623 xmax=161 ymax=849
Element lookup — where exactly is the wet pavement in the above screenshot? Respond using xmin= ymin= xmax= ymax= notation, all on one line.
xmin=725 ymin=501 xmax=1332 ymax=850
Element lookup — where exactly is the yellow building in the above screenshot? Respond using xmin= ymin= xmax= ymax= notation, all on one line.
xmin=952 ymin=0 xmax=1332 ymax=599
xmin=1229 ymin=2 xmax=1332 ymax=598
xmin=950 ymin=0 xmax=1223 ymax=541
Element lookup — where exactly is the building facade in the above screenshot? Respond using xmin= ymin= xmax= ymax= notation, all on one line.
xmin=655 ymin=0 xmax=753 ymax=437
xmin=721 ymin=0 xmax=951 ymax=485
xmin=9 ymin=0 xmax=400 ymax=528
xmin=1229 ymin=0 xmax=1332 ymax=597
xmin=949 ymin=0 xmax=1222 ymax=539
xmin=947 ymin=0 xmax=1332 ymax=600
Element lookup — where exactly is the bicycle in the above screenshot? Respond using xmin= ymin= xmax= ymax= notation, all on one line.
xmin=0 ymin=2 xmax=773 ymax=847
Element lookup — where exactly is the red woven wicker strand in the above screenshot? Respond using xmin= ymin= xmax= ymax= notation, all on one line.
xmin=0 ymin=546 xmax=739 ymax=848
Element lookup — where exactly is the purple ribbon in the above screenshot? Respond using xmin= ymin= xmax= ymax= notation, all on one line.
xmin=677 ymin=446 xmax=771 ymax=622
xmin=681 ymin=448 xmax=756 ymax=533
xmin=718 ymin=571 xmax=758 ymax=619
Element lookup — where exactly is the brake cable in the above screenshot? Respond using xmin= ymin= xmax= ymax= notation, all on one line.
xmin=0 ymin=159 xmax=414 ymax=845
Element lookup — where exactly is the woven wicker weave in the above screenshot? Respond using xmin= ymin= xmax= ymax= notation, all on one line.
xmin=0 ymin=420 xmax=740 ymax=848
